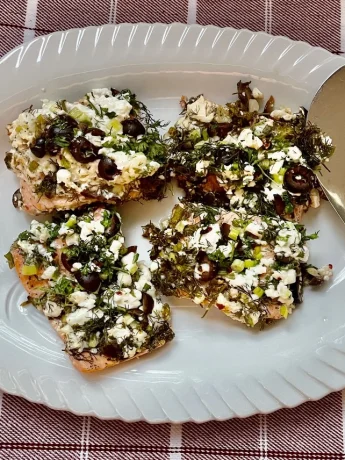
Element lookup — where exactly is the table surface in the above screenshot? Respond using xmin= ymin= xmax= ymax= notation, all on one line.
xmin=1 ymin=1 xmax=345 ymax=459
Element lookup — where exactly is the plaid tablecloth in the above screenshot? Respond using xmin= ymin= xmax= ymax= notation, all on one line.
xmin=1 ymin=1 xmax=345 ymax=459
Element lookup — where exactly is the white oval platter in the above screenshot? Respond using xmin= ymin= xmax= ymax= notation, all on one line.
xmin=0 ymin=23 xmax=345 ymax=423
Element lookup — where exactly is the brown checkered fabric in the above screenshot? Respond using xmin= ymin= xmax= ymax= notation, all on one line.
xmin=0 ymin=1 xmax=344 ymax=458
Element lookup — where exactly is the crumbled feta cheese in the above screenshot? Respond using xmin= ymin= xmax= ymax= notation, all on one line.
xmin=117 ymin=271 xmax=132 ymax=287
xmin=189 ymin=223 xmax=221 ymax=254
xmin=186 ymin=95 xmax=216 ymax=123
xmin=264 ymin=182 xmax=284 ymax=201
xmin=270 ymin=108 xmax=295 ymax=121
xmin=252 ymin=88 xmax=264 ymax=99
xmin=286 ymin=146 xmax=302 ymax=161
xmin=78 ymin=219 xmax=105 ymax=241
xmin=43 ymin=300 xmax=62 ymax=318
xmin=56 ymin=169 xmax=71 ymax=184
xmin=121 ymin=252 xmax=138 ymax=274
xmin=69 ymin=291 xmax=96 ymax=309
xmin=238 ymin=128 xmax=263 ymax=150
xmin=150 ymin=261 xmax=159 ymax=272
xmin=246 ymin=222 xmax=263 ymax=237
xmin=195 ymin=160 xmax=210 ymax=175
xmin=269 ymin=159 xmax=285 ymax=175
xmin=268 ymin=150 xmax=286 ymax=160
xmin=41 ymin=266 xmax=56 ymax=280
xmin=109 ymin=239 xmax=123 ymax=260
xmin=66 ymin=233 xmax=79 ymax=246
xmin=30 ymin=221 xmax=50 ymax=243
xmin=72 ymin=262 xmax=82 ymax=272
xmin=107 ymin=325 xmax=132 ymax=343
xmin=104 ymin=288 xmax=142 ymax=309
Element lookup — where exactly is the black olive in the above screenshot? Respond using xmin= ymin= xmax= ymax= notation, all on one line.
xmin=60 ymin=114 xmax=78 ymax=128
xmin=221 ymin=223 xmax=231 ymax=240
xmin=60 ymin=253 xmax=75 ymax=272
xmin=31 ymin=138 xmax=46 ymax=158
xmin=101 ymin=343 xmax=122 ymax=359
xmin=199 ymin=264 xmax=216 ymax=282
xmin=106 ymin=214 xmax=121 ymax=237
xmin=122 ymin=119 xmax=145 ymax=137
xmin=179 ymin=140 xmax=194 ymax=151
xmin=196 ymin=250 xmax=207 ymax=264
xmin=290 ymin=274 xmax=304 ymax=303
xmin=203 ymin=193 xmax=216 ymax=206
xmin=44 ymin=138 xmax=60 ymax=156
xmin=75 ymin=271 xmax=101 ymax=292
xmin=142 ymin=292 xmax=154 ymax=315
xmin=237 ymin=81 xmax=252 ymax=110
xmin=200 ymin=226 xmax=212 ymax=235
xmin=48 ymin=125 xmax=73 ymax=139
xmin=216 ymin=123 xmax=232 ymax=139
xmin=85 ymin=127 xmax=106 ymax=137
xmin=264 ymin=95 xmax=275 ymax=113
xmin=12 ymin=189 xmax=23 ymax=209
xmin=273 ymin=194 xmax=285 ymax=215
xmin=284 ymin=165 xmax=313 ymax=193
xmin=70 ymin=137 xmax=100 ymax=164
xmin=98 ymin=156 xmax=119 ymax=180
xmin=127 ymin=246 xmax=138 ymax=254
xmin=111 ymin=88 xmax=120 ymax=96
xmin=4 ymin=151 xmax=13 ymax=170
xmin=195 ymin=252 xmax=216 ymax=281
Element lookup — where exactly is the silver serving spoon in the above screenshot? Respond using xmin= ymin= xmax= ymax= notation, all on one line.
xmin=308 ymin=66 xmax=345 ymax=223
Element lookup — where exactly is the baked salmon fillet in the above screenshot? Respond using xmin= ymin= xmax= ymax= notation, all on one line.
xmin=166 ymin=81 xmax=334 ymax=222
xmin=143 ymin=201 xmax=332 ymax=327
xmin=6 ymin=206 xmax=174 ymax=372
xmin=5 ymin=88 xmax=168 ymax=215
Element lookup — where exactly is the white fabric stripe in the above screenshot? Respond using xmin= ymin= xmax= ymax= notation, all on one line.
xmin=84 ymin=417 xmax=91 ymax=460
xmin=112 ymin=0 xmax=119 ymax=24
xmin=259 ymin=414 xmax=263 ymax=458
xmin=259 ymin=414 xmax=268 ymax=460
xmin=24 ymin=0 xmax=39 ymax=42
xmin=79 ymin=416 xmax=87 ymax=460
xmin=109 ymin=0 xmax=115 ymax=24
xmin=169 ymin=424 xmax=182 ymax=460
xmin=264 ymin=0 xmax=268 ymax=33
xmin=341 ymin=0 xmax=345 ymax=55
xmin=267 ymin=0 xmax=272 ymax=35
xmin=187 ymin=0 xmax=197 ymax=24
xmin=341 ymin=390 xmax=345 ymax=454
xmin=263 ymin=413 xmax=268 ymax=459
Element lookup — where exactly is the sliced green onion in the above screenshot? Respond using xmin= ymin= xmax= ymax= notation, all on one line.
xmin=253 ymin=286 xmax=264 ymax=298
xmin=60 ymin=156 xmax=71 ymax=169
xmin=188 ymin=129 xmax=201 ymax=142
xmin=22 ymin=265 xmax=37 ymax=276
xmin=109 ymin=118 xmax=122 ymax=133
xmin=88 ymin=335 xmax=98 ymax=348
xmin=4 ymin=251 xmax=14 ymax=269
xmin=231 ymin=259 xmax=245 ymax=273
xmin=244 ymin=259 xmax=257 ymax=268
xmin=170 ymin=206 xmax=184 ymax=226
xmin=202 ymin=128 xmax=209 ymax=141
xmin=173 ymin=242 xmax=183 ymax=252
xmin=29 ymin=160 xmax=39 ymax=172
xmin=280 ymin=305 xmax=289 ymax=319
xmin=259 ymin=159 xmax=270 ymax=170
xmin=253 ymin=246 xmax=262 ymax=260
xmin=68 ymin=107 xmax=91 ymax=124
xmin=66 ymin=215 xmax=77 ymax=228
xmin=272 ymin=173 xmax=284 ymax=184
xmin=229 ymin=227 xmax=240 ymax=241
